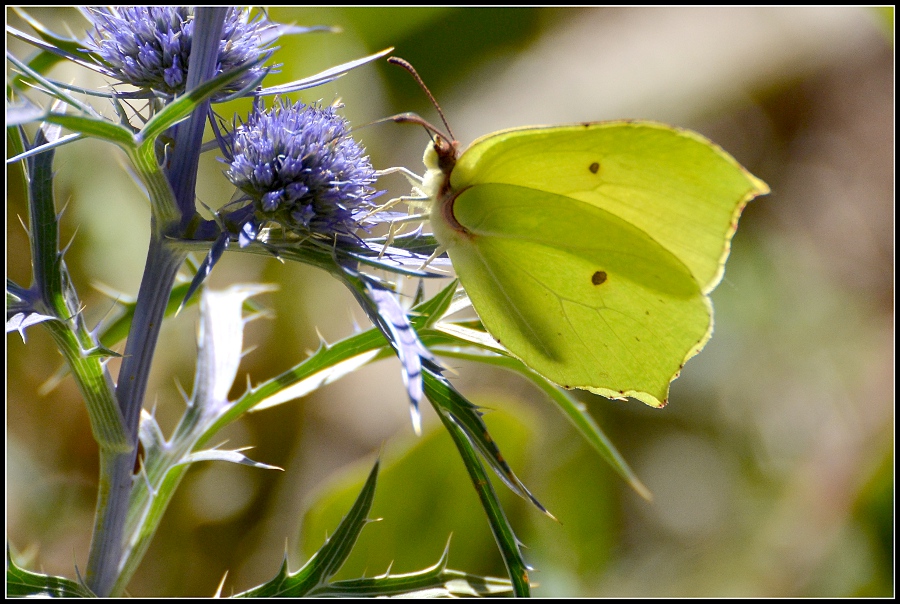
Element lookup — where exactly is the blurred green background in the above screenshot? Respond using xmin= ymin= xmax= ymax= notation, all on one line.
xmin=6 ymin=7 xmax=893 ymax=597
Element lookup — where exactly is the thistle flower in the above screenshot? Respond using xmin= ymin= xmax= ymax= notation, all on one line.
xmin=85 ymin=6 xmax=275 ymax=99
xmin=225 ymin=98 xmax=378 ymax=238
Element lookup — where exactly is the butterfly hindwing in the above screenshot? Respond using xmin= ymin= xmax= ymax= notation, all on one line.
xmin=444 ymin=183 xmax=710 ymax=406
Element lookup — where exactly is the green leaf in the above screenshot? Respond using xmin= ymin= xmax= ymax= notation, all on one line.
xmin=423 ymin=370 xmax=532 ymax=597
xmin=7 ymin=548 xmax=94 ymax=597
xmin=39 ymin=112 xmax=134 ymax=148
xmin=418 ymin=311 xmax=648 ymax=498
xmin=138 ymin=59 xmax=260 ymax=145
xmin=178 ymin=448 xmax=283 ymax=471
xmin=235 ymin=461 xmax=380 ymax=597
xmin=430 ymin=343 xmax=650 ymax=500
xmin=242 ymin=456 xmax=514 ymax=597
xmin=300 ymin=402 xmax=536 ymax=596
xmin=20 ymin=117 xmax=128 ymax=453
xmin=422 ymin=367 xmax=551 ymax=517
xmin=6 ymin=53 xmax=104 ymax=122
xmin=5 ymin=45 xmax=66 ymax=95
xmin=236 ymin=278 xmax=458 ymax=415
xmin=311 ymin=405 xmax=526 ymax=552
xmin=251 ymin=348 xmax=383 ymax=412
xmin=11 ymin=8 xmax=97 ymax=61
xmin=315 ymin=545 xmax=513 ymax=597
xmin=425 ymin=121 xmax=769 ymax=407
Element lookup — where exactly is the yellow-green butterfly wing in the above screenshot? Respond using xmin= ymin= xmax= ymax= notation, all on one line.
xmin=427 ymin=120 xmax=769 ymax=407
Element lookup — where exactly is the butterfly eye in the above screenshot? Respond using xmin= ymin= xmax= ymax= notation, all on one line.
xmin=435 ymin=138 xmax=458 ymax=173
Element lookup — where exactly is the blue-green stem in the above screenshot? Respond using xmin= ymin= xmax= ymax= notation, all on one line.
xmin=167 ymin=7 xmax=226 ymax=224
xmin=83 ymin=11 xmax=228 ymax=595
xmin=85 ymin=237 xmax=185 ymax=597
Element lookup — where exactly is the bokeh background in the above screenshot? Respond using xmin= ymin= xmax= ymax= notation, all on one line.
xmin=7 ymin=7 xmax=893 ymax=597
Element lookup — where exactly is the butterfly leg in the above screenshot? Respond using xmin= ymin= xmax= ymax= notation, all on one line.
xmin=378 ymin=211 xmax=431 ymax=258
xmin=376 ymin=165 xmax=424 ymax=187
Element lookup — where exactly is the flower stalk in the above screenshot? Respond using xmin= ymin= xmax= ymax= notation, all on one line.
xmin=83 ymin=9 xmax=225 ymax=596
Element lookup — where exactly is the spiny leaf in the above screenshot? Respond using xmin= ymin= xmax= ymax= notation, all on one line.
xmin=245 ymin=279 xmax=458 ymax=414
xmin=235 ymin=461 xmax=380 ymax=597
xmin=339 ymin=265 xmax=437 ymax=434
xmin=6 ymin=310 xmax=57 ymax=340
xmin=7 ymin=548 xmax=94 ymax=598
xmin=422 ymin=367 xmax=553 ymax=518
xmin=426 ymin=325 xmax=650 ymax=499
xmin=312 ymin=544 xmax=513 ymax=597
xmin=179 ymin=448 xmax=283 ymax=471
xmin=257 ymin=48 xmax=394 ymax=97
xmin=423 ymin=372 xmax=532 ymax=597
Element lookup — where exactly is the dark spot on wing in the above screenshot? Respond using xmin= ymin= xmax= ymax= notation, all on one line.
xmin=592 ymin=270 xmax=607 ymax=286
xmin=589 ymin=161 xmax=600 ymax=174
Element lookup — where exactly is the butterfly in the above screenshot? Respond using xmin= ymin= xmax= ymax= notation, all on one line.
xmin=392 ymin=59 xmax=769 ymax=407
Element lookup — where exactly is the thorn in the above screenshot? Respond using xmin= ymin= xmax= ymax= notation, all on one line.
xmin=139 ymin=456 xmax=157 ymax=497
xmin=213 ymin=571 xmax=229 ymax=598
xmin=16 ymin=213 xmax=30 ymax=236
xmin=174 ymin=378 xmax=190 ymax=406
xmin=61 ymin=227 xmax=78 ymax=256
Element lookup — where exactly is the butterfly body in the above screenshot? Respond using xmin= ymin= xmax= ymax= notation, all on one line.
xmin=425 ymin=121 xmax=769 ymax=407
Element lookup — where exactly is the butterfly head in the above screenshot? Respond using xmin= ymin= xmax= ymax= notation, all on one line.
xmin=422 ymin=134 xmax=459 ymax=202
xmin=432 ymin=134 xmax=459 ymax=175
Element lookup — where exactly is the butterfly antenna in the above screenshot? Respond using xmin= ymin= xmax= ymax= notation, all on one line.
xmin=357 ymin=113 xmax=447 ymax=140
xmin=388 ymin=56 xmax=456 ymax=142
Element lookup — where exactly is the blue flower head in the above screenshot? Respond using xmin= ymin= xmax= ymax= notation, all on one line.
xmin=225 ymin=98 xmax=378 ymax=238
xmin=85 ymin=6 xmax=274 ymax=98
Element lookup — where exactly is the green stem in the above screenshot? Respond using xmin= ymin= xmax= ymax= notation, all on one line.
xmin=24 ymin=125 xmax=127 ymax=449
